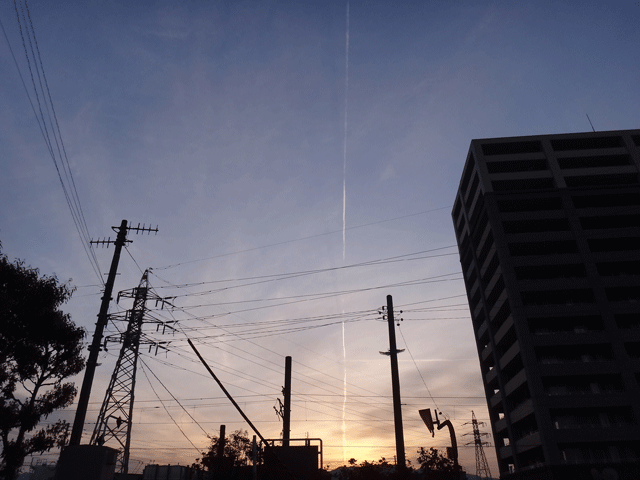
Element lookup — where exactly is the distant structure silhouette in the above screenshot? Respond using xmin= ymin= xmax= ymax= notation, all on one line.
xmin=91 ymin=271 xmax=151 ymax=474
xmin=464 ymin=411 xmax=492 ymax=479
xmin=452 ymin=129 xmax=640 ymax=479
xmin=90 ymin=270 xmax=167 ymax=474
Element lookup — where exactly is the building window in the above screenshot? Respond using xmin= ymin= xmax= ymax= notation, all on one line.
xmin=465 ymin=172 xmax=481 ymax=210
xmin=452 ymin=197 xmax=462 ymax=221
xmin=492 ymin=177 xmax=555 ymax=192
xmin=495 ymin=325 xmax=517 ymax=356
xmin=486 ymin=158 xmax=548 ymax=173
xmin=482 ymin=140 xmax=542 ymax=156
xmin=511 ymin=413 xmax=538 ymax=442
xmin=464 ymin=266 xmax=478 ymax=292
xmin=615 ymin=313 xmax=640 ymax=329
xmin=518 ymin=447 xmax=545 ymax=471
xmin=625 ymin=342 xmax=640 ymax=360
xmin=468 ymin=193 xmax=485 ymax=232
xmin=514 ymin=263 xmax=586 ymax=280
xmin=461 ymin=249 xmax=474 ymax=274
xmin=506 ymin=382 xmax=531 ymax=412
xmin=551 ymin=136 xmax=622 ymax=151
xmin=596 ymin=261 xmax=640 ymax=276
xmin=472 ymin=310 xmax=486 ymax=332
xmin=469 ymin=288 xmax=482 ymax=311
xmin=459 ymin=232 xmax=471 ymax=256
xmin=543 ymin=374 xmax=623 ymax=395
xmin=557 ymin=154 xmax=631 ymax=169
xmin=605 ymin=287 xmax=640 ymax=302
xmin=502 ymin=218 xmax=570 ymax=234
xmin=472 ymin=212 xmax=489 ymax=247
xmin=588 ymin=237 xmax=640 ymax=252
xmin=564 ymin=173 xmax=638 ymax=187
xmin=477 ymin=231 xmax=494 ymax=268
xmin=572 ymin=192 xmax=640 ymax=208
xmin=460 ymin=161 xmax=475 ymax=194
xmin=501 ymin=352 xmax=523 ymax=383
xmin=528 ymin=315 xmax=604 ymax=334
xmin=536 ymin=344 xmax=613 ymax=364
xmin=492 ymin=300 xmax=511 ymax=330
xmin=521 ymin=289 xmax=595 ymax=306
xmin=579 ymin=214 xmax=640 ymax=230
xmin=552 ymin=407 xmax=635 ymax=430
xmin=560 ymin=443 xmax=640 ymax=464
xmin=508 ymin=240 xmax=579 ymax=256
xmin=486 ymin=276 xmax=505 ymax=309
xmin=497 ymin=196 xmax=562 ymax=212
xmin=482 ymin=253 xmax=500 ymax=287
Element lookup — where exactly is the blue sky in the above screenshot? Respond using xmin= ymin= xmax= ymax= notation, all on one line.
xmin=1 ymin=0 xmax=639 ymax=474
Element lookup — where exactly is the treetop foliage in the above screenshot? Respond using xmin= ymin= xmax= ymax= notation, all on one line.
xmin=0 ymin=246 xmax=85 ymax=480
xmin=416 ymin=447 xmax=458 ymax=472
xmin=195 ymin=429 xmax=253 ymax=471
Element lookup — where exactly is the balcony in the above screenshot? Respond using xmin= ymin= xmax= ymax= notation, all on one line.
xmin=504 ymin=369 xmax=527 ymax=397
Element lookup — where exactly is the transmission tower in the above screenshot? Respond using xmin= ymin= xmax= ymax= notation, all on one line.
xmin=463 ymin=410 xmax=492 ymax=479
xmin=90 ymin=270 xmax=169 ymax=473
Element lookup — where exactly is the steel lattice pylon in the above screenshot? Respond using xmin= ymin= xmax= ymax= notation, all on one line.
xmin=90 ymin=270 xmax=150 ymax=474
xmin=463 ymin=410 xmax=492 ymax=479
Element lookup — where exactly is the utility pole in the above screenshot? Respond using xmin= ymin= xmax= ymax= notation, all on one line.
xmin=69 ymin=220 xmax=158 ymax=446
xmin=380 ymin=295 xmax=406 ymax=469
xmin=218 ymin=425 xmax=226 ymax=459
xmin=70 ymin=220 xmax=127 ymax=446
xmin=188 ymin=339 xmax=267 ymax=443
xmin=283 ymin=356 xmax=292 ymax=448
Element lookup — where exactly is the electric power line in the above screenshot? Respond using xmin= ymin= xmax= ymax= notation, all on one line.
xmin=7 ymin=0 xmax=102 ymax=284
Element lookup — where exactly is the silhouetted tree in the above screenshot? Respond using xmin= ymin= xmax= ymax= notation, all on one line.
xmin=198 ymin=429 xmax=252 ymax=469
xmin=337 ymin=457 xmax=400 ymax=480
xmin=416 ymin=447 xmax=462 ymax=479
xmin=0 ymin=247 xmax=85 ymax=480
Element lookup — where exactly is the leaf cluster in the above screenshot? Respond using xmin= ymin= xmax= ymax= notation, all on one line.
xmin=416 ymin=447 xmax=459 ymax=473
xmin=336 ymin=457 xmax=398 ymax=480
xmin=0 ymin=249 xmax=85 ymax=479
xmin=196 ymin=429 xmax=253 ymax=470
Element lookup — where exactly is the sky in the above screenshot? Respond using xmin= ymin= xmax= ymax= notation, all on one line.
xmin=1 ymin=0 xmax=639 ymax=475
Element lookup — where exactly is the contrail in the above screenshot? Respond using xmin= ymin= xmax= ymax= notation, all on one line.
xmin=342 ymin=1 xmax=350 ymax=463
xmin=342 ymin=318 xmax=347 ymax=463
xmin=342 ymin=1 xmax=349 ymax=261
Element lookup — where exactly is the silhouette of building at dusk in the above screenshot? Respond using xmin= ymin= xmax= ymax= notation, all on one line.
xmin=452 ymin=129 xmax=640 ymax=479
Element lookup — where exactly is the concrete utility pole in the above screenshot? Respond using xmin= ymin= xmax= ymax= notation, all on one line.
xmin=283 ymin=356 xmax=292 ymax=448
xmin=70 ymin=220 xmax=128 ymax=446
xmin=385 ymin=295 xmax=406 ymax=469
xmin=218 ymin=425 xmax=226 ymax=459
xmin=69 ymin=220 xmax=158 ymax=446
xmin=188 ymin=339 xmax=266 ymax=443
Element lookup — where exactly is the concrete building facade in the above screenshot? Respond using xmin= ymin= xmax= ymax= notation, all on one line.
xmin=452 ymin=129 xmax=640 ymax=479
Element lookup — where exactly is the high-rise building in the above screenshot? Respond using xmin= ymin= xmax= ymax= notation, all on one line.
xmin=452 ymin=129 xmax=640 ymax=479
